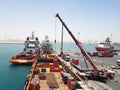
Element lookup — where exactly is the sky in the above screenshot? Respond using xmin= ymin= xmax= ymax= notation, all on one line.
xmin=0 ymin=0 xmax=120 ymax=43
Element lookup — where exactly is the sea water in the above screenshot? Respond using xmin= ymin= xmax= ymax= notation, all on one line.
xmin=0 ymin=44 xmax=31 ymax=90
xmin=53 ymin=42 xmax=96 ymax=52
xmin=0 ymin=43 xmax=120 ymax=90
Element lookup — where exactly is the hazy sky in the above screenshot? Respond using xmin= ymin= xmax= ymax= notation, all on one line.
xmin=0 ymin=0 xmax=120 ymax=43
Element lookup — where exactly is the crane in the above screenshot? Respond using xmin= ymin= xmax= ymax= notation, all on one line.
xmin=56 ymin=13 xmax=114 ymax=79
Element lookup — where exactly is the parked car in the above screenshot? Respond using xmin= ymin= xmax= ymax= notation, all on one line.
xmin=111 ymin=65 xmax=120 ymax=69
xmin=116 ymin=60 xmax=120 ymax=65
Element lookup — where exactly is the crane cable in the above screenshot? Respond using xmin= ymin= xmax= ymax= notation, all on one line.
xmin=54 ymin=17 xmax=57 ymax=51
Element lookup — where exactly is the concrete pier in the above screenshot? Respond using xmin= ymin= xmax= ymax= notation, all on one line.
xmin=62 ymin=51 xmax=120 ymax=90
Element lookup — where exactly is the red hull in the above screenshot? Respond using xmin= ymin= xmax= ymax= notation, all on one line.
xmin=9 ymin=52 xmax=39 ymax=64
xmin=9 ymin=59 xmax=35 ymax=64
xmin=95 ymin=46 xmax=111 ymax=51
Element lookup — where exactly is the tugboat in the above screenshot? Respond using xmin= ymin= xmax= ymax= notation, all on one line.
xmin=95 ymin=37 xmax=114 ymax=51
xmin=9 ymin=32 xmax=40 ymax=64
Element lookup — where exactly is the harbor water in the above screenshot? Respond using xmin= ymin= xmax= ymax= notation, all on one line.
xmin=0 ymin=43 xmax=120 ymax=90
xmin=0 ymin=44 xmax=31 ymax=90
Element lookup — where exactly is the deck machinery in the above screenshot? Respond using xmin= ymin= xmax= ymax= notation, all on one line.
xmin=56 ymin=13 xmax=115 ymax=80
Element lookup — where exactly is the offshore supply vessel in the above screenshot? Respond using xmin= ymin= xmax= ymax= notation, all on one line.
xmin=9 ymin=32 xmax=40 ymax=64
xmin=95 ymin=37 xmax=114 ymax=51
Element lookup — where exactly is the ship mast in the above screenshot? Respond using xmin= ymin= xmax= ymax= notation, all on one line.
xmin=31 ymin=31 xmax=34 ymax=40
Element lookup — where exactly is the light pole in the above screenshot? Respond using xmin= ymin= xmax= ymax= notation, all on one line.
xmin=78 ymin=32 xmax=80 ymax=41
xmin=111 ymin=34 xmax=113 ymax=43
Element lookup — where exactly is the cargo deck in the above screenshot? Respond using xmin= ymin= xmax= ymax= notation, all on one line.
xmin=33 ymin=72 xmax=69 ymax=90
xmin=24 ymin=54 xmax=91 ymax=90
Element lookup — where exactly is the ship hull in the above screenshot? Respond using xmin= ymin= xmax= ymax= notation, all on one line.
xmin=95 ymin=46 xmax=111 ymax=51
xmin=9 ymin=59 xmax=35 ymax=64
xmin=9 ymin=52 xmax=39 ymax=64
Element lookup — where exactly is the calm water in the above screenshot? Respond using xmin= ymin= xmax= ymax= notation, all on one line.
xmin=0 ymin=44 xmax=31 ymax=90
xmin=0 ymin=43 xmax=120 ymax=90
xmin=54 ymin=42 xmax=96 ymax=52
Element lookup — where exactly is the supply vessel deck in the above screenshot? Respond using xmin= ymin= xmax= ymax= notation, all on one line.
xmin=24 ymin=53 xmax=92 ymax=90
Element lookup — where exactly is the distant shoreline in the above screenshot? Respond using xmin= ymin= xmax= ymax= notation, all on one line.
xmin=0 ymin=40 xmax=120 ymax=46
xmin=0 ymin=40 xmax=24 ymax=44
xmin=0 ymin=43 xmax=23 ymax=44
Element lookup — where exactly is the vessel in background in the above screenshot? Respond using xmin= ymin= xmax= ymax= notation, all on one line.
xmin=40 ymin=35 xmax=53 ymax=54
xmin=95 ymin=37 xmax=114 ymax=51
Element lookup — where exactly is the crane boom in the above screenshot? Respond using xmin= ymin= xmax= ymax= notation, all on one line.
xmin=56 ymin=13 xmax=100 ymax=76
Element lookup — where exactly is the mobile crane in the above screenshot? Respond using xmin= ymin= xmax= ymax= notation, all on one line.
xmin=56 ymin=13 xmax=115 ymax=79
